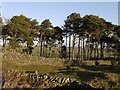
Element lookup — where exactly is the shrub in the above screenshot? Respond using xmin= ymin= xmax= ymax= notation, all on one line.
xmin=111 ymin=60 xmax=118 ymax=66
xmin=95 ymin=61 xmax=99 ymax=66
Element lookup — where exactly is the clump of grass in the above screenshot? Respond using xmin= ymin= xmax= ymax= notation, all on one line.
xmin=111 ymin=60 xmax=118 ymax=66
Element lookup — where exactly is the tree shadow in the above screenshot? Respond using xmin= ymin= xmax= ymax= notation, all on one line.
xmin=59 ymin=66 xmax=78 ymax=71
xmin=58 ymin=71 xmax=105 ymax=82
xmin=81 ymin=65 xmax=119 ymax=74
xmin=48 ymin=81 xmax=101 ymax=90
xmin=50 ymin=66 xmax=106 ymax=82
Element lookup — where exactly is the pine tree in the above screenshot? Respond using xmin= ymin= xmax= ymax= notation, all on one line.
xmin=40 ymin=19 xmax=54 ymax=57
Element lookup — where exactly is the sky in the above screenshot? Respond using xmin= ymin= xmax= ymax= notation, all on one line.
xmin=1 ymin=0 xmax=119 ymax=2
xmin=1 ymin=2 xmax=118 ymax=46
xmin=2 ymin=2 xmax=118 ymax=27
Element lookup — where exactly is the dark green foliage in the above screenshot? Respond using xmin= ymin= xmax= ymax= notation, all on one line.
xmin=82 ymin=15 xmax=107 ymax=60
xmin=64 ymin=13 xmax=81 ymax=60
xmin=2 ymin=15 xmax=38 ymax=54
xmin=38 ymin=19 xmax=55 ymax=57
xmin=1 ymin=12 xmax=120 ymax=60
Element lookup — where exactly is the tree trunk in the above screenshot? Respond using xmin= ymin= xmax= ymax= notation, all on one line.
xmin=66 ymin=33 xmax=67 ymax=51
xmin=76 ymin=36 xmax=80 ymax=60
xmin=72 ymin=33 xmax=75 ymax=60
xmin=102 ymin=42 xmax=105 ymax=59
xmin=90 ymin=44 xmax=92 ymax=59
xmin=40 ymin=35 xmax=43 ymax=56
xmin=94 ymin=42 xmax=96 ymax=59
xmin=104 ymin=43 xmax=106 ymax=59
xmin=60 ymin=41 xmax=62 ymax=58
xmin=38 ymin=37 xmax=41 ymax=56
xmin=3 ymin=37 xmax=5 ymax=47
xmin=81 ymin=39 xmax=83 ymax=60
xmin=3 ymin=36 xmax=6 ymax=52
xmin=100 ymin=40 xmax=103 ymax=59
xmin=3 ymin=36 xmax=5 ymax=50
xmin=4 ymin=39 xmax=6 ymax=52
xmin=65 ymin=33 xmax=67 ymax=59
xmin=59 ymin=41 xmax=61 ymax=58
xmin=87 ymin=34 xmax=91 ymax=60
xmin=50 ymin=46 xmax=53 ymax=58
xmin=69 ymin=34 xmax=71 ymax=59
xmin=57 ymin=42 xmax=59 ymax=58
xmin=83 ymin=38 xmax=85 ymax=60
xmin=11 ymin=49 xmax=14 ymax=53
xmin=97 ymin=41 xmax=99 ymax=60
xmin=46 ymin=41 xmax=48 ymax=58
xmin=22 ymin=43 xmax=24 ymax=54
xmin=55 ymin=46 xmax=57 ymax=59
xmin=43 ymin=40 xmax=45 ymax=56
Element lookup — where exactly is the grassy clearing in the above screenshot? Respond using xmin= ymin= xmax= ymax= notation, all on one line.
xmin=3 ymin=60 xmax=65 ymax=74
xmin=2 ymin=52 xmax=119 ymax=88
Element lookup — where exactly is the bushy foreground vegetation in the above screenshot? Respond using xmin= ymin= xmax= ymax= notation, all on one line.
xmin=2 ymin=69 xmax=95 ymax=89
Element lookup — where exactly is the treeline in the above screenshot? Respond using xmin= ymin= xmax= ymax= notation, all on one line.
xmin=1 ymin=13 xmax=120 ymax=60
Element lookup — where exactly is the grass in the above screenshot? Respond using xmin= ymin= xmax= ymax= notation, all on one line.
xmin=3 ymin=60 xmax=65 ymax=74
xmin=2 ymin=51 xmax=119 ymax=88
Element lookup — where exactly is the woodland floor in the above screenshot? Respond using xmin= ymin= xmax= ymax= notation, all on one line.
xmin=2 ymin=51 xmax=120 ymax=88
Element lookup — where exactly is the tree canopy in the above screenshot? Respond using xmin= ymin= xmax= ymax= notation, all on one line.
xmin=2 ymin=13 xmax=120 ymax=60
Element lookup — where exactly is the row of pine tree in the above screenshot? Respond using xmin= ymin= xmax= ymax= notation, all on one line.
xmin=1 ymin=13 xmax=120 ymax=60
